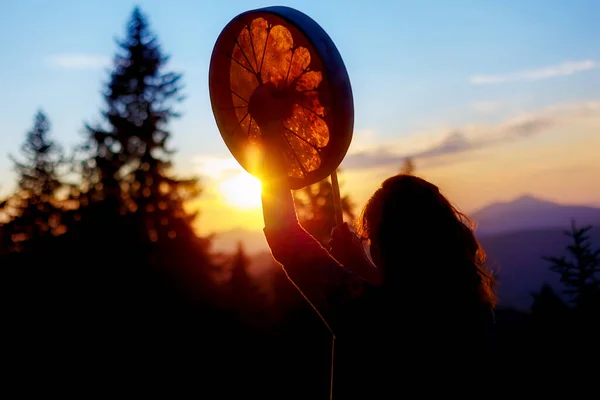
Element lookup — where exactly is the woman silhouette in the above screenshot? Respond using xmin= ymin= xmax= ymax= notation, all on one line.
xmin=261 ymin=157 xmax=496 ymax=397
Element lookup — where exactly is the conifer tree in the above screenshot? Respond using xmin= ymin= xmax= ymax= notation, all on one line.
xmin=6 ymin=110 xmax=65 ymax=247
xmin=75 ymin=7 xmax=215 ymax=313
xmin=400 ymin=157 xmax=415 ymax=175
xmin=293 ymin=176 xmax=355 ymax=247
xmin=81 ymin=7 xmax=204 ymax=242
xmin=544 ymin=221 xmax=600 ymax=311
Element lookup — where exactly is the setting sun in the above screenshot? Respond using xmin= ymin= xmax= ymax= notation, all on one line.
xmin=218 ymin=172 xmax=262 ymax=210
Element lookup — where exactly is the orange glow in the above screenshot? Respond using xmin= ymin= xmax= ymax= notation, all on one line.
xmin=218 ymin=171 xmax=263 ymax=210
xmin=229 ymin=17 xmax=329 ymax=179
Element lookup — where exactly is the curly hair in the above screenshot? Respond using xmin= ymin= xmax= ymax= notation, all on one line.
xmin=356 ymin=174 xmax=497 ymax=309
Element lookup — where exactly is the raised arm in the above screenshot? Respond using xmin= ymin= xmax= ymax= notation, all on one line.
xmin=259 ymin=139 xmax=366 ymax=327
xmin=261 ymin=178 xmax=366 ymax=324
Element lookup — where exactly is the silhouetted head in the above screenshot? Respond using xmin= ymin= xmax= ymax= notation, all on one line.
xmin=356 ymin=174 xmax=496 ymax=308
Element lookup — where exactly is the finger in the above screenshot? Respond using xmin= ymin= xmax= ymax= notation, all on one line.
xmin=328 ymin=237 xmax=340 ymax=249
xmin=331 ymin=222 xmax=350 ymax=238
xmin=328 ymin=239 xmax=344 ymax=255
xmin=330 ymin=226 xmax=340 ymax=239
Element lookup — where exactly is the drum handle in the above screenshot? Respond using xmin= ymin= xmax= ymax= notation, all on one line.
xmin=330 ymin=169 xmax=343 ymax=226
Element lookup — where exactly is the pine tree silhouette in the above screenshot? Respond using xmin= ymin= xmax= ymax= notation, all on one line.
xmin=531 ymin=283 xmax=568 ymax=320
xmin=293 ymin=173 xmax=355 ymax=247
xmin=230 ymin=242 xmax=252 ymax=294
xmin=3 ymin=110 xmax=65 ymax=251
xmin=43 ymin=7 xmax=222 ymax=350
xmin=543 ymin=220 xmax=600 ymax=311
xmin=0 ymin=111 xmax=70 ymax=369
xmin=228 ymin=242 xmax=267 ymax=328
xmin=529 ymin=284 xmax=570 ymax=358
xmin=77 ymin=7 xmax=214 ymax=294
xmin=1 ymin=8 xmax=242 ymax=392
xmin=532 ymin=222 xmax=600 ymax=375
xmin=400 ymin=157 xmax=415 ymax=175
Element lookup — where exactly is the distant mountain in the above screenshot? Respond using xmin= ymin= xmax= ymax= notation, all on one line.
xmin=211 ymin=196 xmax=600 ymax=311
xmin=480 ymin=226 xmax=600 ymax=310
xmin=212 ymin=195 xmax=600 ymax=254
xmin=471 ymin=195 xmax=600 ymax=236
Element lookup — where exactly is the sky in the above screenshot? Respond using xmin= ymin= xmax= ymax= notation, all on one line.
xmin=1 ymin=0 xmax=599 ymax=235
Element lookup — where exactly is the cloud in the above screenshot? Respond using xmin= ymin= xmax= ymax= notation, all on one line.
xmin=192 ymin=101 xmax=600 ymax=175
xmin=472 ymin=101 xmax=502 ymax=113
xmin=414 ymin=131 xmax=472 ymax=158
xmin=470 ymin=60 xmax=597 ymax=85
xmin=45 ymin=53 xmax=111 ymax=70
xmin=342 ymin=101 xmax=600 ymax=170
xmin=192 ymin=155 xmax=243 ymax=181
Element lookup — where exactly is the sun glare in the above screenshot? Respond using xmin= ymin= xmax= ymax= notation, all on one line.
xmin=218 ymin=172 xmax=262 ymax=210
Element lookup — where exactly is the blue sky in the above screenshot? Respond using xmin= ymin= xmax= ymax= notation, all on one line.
xmin=1 ymin=0 xmax=599 ymax=231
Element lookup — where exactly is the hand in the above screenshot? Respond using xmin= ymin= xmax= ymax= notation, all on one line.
xmin=328 ymin=223 xmax=362 ymax=262
xmin=329 ymin=223 xmax=382 ymax=285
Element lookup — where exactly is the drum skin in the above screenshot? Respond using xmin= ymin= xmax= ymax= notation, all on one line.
xmin=209 ymin=6 xmax=354 ymax=190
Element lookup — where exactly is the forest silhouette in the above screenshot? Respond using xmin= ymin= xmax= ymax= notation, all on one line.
xmin=1 ymin=7 xmax=598 ymax=398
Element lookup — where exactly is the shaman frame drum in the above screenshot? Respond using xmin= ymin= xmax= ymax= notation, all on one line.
xmin=209 ymin=6 xmax=354 ymax=191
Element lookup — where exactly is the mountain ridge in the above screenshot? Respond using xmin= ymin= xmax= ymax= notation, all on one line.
xmin=471 ymin=194 xmax=600 ymax=236
xmin=209 ymin=195 xmax=600 ymax=310
xmin=210 ymin=195 xmax=600 ymax=254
